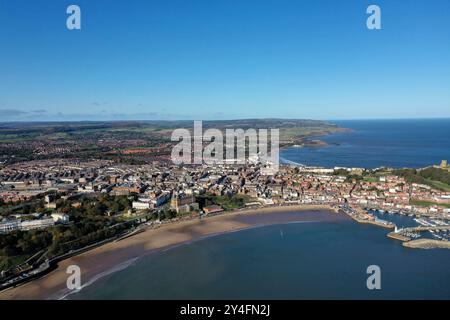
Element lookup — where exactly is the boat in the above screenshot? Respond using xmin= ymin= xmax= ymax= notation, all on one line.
xmin=432 ymin=233 xmax=443 ymax=240
xmin=414 ymin=218 xmax=435 ymax=227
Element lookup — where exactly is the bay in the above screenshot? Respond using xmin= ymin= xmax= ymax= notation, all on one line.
xmin=281 ymin=119 xmax=450 ymax=168
xmin=69 ymin=211 xmax=450 ymax=300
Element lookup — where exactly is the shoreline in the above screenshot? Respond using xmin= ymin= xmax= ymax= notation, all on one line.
xmin=279 ymin=127 xmax=351 ymax=150
xmin=0 ymin=204 xmax=342 ymax=300
xmin=403 ymin=238 xmax=450 ymax=249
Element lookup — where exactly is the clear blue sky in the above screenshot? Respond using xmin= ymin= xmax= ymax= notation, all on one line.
xmin=0 ymin=0 xmax=449 ymax=121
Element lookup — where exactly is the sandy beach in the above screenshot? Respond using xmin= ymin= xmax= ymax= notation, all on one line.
xmin=0 ymin=205 xmax=345 ymax=300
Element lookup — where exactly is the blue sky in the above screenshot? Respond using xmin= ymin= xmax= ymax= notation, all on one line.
xmin=0 ymin=0 xmax=449 ymax=121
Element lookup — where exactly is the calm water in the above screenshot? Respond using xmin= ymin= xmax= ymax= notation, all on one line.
xmin=70 ymin=212 xmax=450 ymax=300
xmin=281 ymin=119 xmax=450 ymax=168
xmin=370 ymin=210 xmax=419 ymax=228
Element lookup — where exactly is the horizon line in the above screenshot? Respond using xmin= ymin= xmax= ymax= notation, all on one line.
xmin=1 ymin=116 xmax=450 ymax=124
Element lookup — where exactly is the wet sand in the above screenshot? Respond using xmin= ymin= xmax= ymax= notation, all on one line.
xmin=0 ymin=205 xmax=347 ymax=300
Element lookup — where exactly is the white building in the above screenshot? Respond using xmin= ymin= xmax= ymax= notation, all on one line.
xmin=20 ymin=218 xmax=54 ymax=231
xmin=51 ymin=213 xmax=70 ymax=224
xmin=132 ymin=201 xmax=151 ymax=210
xmin=0 ymin=220 xmax=20 ymax=233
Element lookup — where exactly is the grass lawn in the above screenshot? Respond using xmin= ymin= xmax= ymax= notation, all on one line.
xmin=426 ymin=179 xmax=450 ymax=192
xmin=411 ymin=200 xmax=450 ymax=209
xmin=363 ymin=177 xmax=379 ymax=183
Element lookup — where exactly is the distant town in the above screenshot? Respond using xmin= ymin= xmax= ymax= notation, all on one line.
xmin=1 ymin=120 xmax=450 ymax=290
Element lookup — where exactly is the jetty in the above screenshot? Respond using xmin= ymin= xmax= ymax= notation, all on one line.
xmin=403 ymin=239 xmax=450 ymax=249
xmin=340 ymin=204 xmax=395 ymax=229
xmin=387 ymin=232 xmax=411 ymax=241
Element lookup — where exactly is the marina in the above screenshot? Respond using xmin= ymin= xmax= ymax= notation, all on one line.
xmin=369 ymin=209 xmax=450 ymax=244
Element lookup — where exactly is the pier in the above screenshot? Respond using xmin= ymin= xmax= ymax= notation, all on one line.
xmin=340 ymin=205 xmax=395 ymax=229
xmin=387 ymin=232 xmax=411 ymax=241
xmin=388 ymin=225 xmax=450 ymax=244
xmin=399 ymin=225 xmax=450 ymax=233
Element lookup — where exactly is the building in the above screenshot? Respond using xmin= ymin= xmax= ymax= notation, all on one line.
xmin=20 ymin=218 xmax=55 ymax=231
xmin=177 ymin=204 xmax=192 ymax=214
xmin=0 ymin=220 xmax=20 ymax=233
xmin=111 ymin=185 xmax=142 ymax=196
xmin=441 ymin=160 xmax=448 ymax=169
xmin=170 ymin=191 xmax=196 ymax=213
xmin=45 ymin=194 xmax=55 ymax=203
xmin=154 ymin=191 xmax=171 ymax=207
xmin=51 ymin=213 xmax=70 ymax=224
xmin=203 ymin=205 xmax=224 ymax=214
xmin=1 ymin=218 xmax=55 ymax=233
xmin=45 ymin=202 xmax=57 ymax=209
xmin=132 ymin=201 xmax=151 ymax=210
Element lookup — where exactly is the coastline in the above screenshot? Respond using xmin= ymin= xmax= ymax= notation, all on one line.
xmin=279 ymin=127 xmax=351 ymax=150
xmin=402 ymin=238 xmax=450 ymax=249
xmin=0 ymin=204 xmax=342 ymax=300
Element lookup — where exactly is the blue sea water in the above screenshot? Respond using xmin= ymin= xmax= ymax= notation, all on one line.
xmin=281 ymin=119 xmax=450 ymax=168
xmin=69 ymin=213 xmax=450 ymax=300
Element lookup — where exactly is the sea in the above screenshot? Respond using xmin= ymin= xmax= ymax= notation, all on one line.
xmin=69 ymin=119 xmax=450 ymax=299
xmin=280 ymin=118 xmax=450 ymax=169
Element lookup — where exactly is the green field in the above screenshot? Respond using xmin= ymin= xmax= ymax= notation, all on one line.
xmin=426 ymin=179 xmax=450 ymax=192
xmin=411 ymin=200 xmax=450 ymax=209
xmin=363 ymin=177 xmax=379 ymax=183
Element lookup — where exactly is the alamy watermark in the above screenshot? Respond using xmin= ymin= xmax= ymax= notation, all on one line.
xmin=367 ymin=5 xmax=381 ymax=30
xmin=366 ymin=265 xmax=381 ymax=290
xmin=170 ymin=121 xmax=279 ymax=174
xmin=65 ymin=4 xmax=379 ymax=31
xmin=66 ymin=5 xmax=81 ymax=30
xmin=66 ymin=265 xmax=82 ymax=290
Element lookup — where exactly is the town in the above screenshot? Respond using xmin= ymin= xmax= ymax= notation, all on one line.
xmin=1 ymin=158 xmax=450 ymax=232
xmin=1 ymin=156 xmax=450 ymax=289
